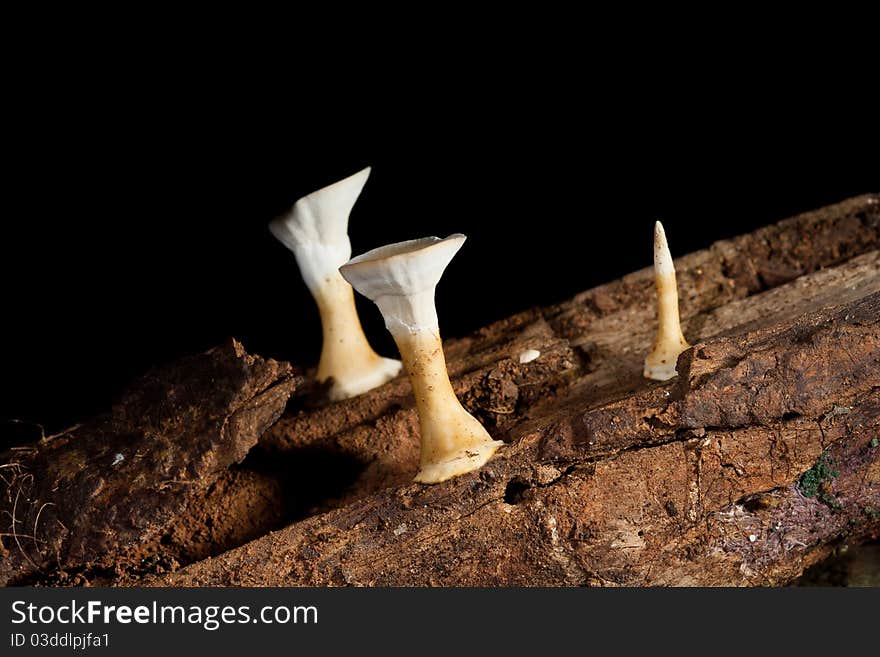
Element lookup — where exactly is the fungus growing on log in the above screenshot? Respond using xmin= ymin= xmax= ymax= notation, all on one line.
xmin=340 ymin=234 xmax=504 ymax=483
xmin=269 ymin=168 xmax=401 ymax=400
xmin=644 ymin=221 xmax=690 ymax=381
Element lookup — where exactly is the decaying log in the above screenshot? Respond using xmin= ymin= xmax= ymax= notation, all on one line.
xmin=0 ymin=340 xmax=297 ymax=585
xmin=259 ymin=193 xmax=880 ymax=502
xmin=145 ymin=287 xmax=879 ymax=587
xmin=2 ymin=194 xmax=878 ymax=587
xmin=140 ymin=193 xmax=877 ymax=587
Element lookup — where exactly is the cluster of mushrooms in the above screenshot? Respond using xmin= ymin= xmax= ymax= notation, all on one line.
xmin=270 ymin=169 xmax=689 ymax=484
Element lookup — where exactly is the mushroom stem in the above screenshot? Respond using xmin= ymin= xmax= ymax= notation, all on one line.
xmin=312 ymin=275 xmax=401 ymax=399
xmin=644 ymin=221 xmax=690 ymax=381
xmin=340 ymin=235 xmax=503 ymax=483
xmin=391 ymin=325 xmax=502 ymax=484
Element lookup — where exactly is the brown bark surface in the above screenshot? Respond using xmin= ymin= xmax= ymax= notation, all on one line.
xmin=2 ymin=194 xmax=878 ymax=586
xmin=0 ymin=340 xmax=297 ymax=585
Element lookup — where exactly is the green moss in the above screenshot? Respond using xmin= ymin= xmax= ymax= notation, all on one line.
xmin=799 ymin=452 xmax=840 ymax=507
xmin=870 ymin=438 xmax=878 ymax=449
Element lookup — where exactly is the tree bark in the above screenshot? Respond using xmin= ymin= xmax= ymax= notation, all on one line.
xmin=0 ymin=341 xmax=297 ymax=585
xmin=2 ymin=194 xmax=878 ymax=586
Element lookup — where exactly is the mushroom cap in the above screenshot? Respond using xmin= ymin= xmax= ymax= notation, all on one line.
xmin=269 ymin=167 xmax=371 ymax=252
xmin=340 ymin=234 xmax=466 ymax=302
xmin=654 ymin=220 xmax=675 ymax=277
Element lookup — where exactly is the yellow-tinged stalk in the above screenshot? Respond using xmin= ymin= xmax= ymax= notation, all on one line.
xmin=313 ymin=276 xmax=401 ymax=400
xmin=392 ymin=327 xmax=503 ymax=483
xmin=644 ymin=221 xmax=690 ymax=381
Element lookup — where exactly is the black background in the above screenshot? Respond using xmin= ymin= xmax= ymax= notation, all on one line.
xmin=2 ymin=48 xmax=877 ymax=437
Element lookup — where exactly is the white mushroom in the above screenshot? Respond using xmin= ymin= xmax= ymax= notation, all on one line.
xmin=644 ymin=221 xmax=690 ymax=381
xmin=340 ymin=234 xmax=504 ymax=483
xmin=269 ymin=168 xmax=401 ymax=400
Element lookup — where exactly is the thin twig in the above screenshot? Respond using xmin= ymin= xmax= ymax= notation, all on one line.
xmin=10 ymin=486 xmax=40 ymax=570
xmin=32 ymin=501 xmax=55 ymax=546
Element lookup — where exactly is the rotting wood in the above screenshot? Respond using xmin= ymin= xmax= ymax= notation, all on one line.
xmin=256 ymin=194 xmax=880 ymax=506
xmin=2 ymin=194 xmax=878 ymax=586
xmin=146 ymin=289 xmax=880 ymax=587
xmin=0 ymin=340 xmax=297 ymax=585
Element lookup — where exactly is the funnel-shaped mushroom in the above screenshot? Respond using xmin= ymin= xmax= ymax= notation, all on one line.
xmin=340 ymin=234 xmax=504 ymax=483
xmin=644 ymin=221 xmax=690 ymax=380
xmin=269 ymin=168 xmax=401 ymax=400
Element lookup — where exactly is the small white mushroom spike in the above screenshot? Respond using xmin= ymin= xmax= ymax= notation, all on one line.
xmin=269 ymin=168 xmax=401 ymax=400
xmin=340 ymin=235 xmax=504 ymax=483
xmin=644 ymin=221 xmax=690 ymax=381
